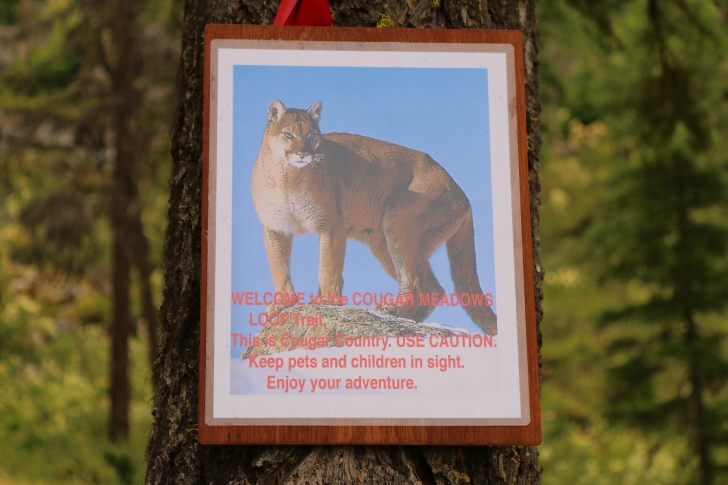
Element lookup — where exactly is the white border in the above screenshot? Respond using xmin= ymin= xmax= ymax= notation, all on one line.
xmin=209 ymin=43 xmax=526 ymax=423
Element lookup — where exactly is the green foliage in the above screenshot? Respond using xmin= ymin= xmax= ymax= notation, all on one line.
xmin=0 ymin=0 xmax=18 ymax=24
xmin=0 ymin=231 xmax=153 ymax=484
xmin=0 ymin=0 xmax=179 ymax=482
xmin=539 ymin=0 xmax=728 ymax=483
xmin=5 ymin=53 xmax=81 ymax=95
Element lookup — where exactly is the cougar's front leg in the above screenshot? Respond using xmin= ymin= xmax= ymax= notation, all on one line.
xmin=263 ymin=228 xmax=295 ymax=311
xmin=318 ymin=225 xmax=346 ymax=299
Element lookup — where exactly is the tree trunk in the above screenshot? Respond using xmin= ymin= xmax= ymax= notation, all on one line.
xmin=110 ymin=193 xmax=131 ymax=441
xmin=146 ymin=0 xmax=543 ymax=482
xmin=130 ymin=205 xmax=160 ymax=381
xmin=107 ymin=0 xmax=144 ymax=441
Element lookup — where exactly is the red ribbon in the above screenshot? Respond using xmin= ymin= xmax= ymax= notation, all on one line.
xmin=273 ymin=0 xmax=332 ymax=26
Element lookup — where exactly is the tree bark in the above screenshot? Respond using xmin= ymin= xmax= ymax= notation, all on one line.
xmin=146 ymin=0 xmax=543 ymax=482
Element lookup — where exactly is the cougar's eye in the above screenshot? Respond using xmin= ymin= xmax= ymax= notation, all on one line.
xmin=282 ymin=132 xmax=294 ymax=139
xmin=308 ymin=133 xmax=319 ymax=140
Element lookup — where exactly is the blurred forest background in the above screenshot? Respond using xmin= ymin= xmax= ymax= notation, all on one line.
xmin=0 ymin=0 xmax=726 ymax=483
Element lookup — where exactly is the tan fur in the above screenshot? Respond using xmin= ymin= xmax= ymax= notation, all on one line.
xmin=252 ymin=100 xmax=497 ymax=335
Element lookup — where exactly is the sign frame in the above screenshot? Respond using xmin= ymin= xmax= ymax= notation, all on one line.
xmin=200 ymin=24 xmax=540 ymax=445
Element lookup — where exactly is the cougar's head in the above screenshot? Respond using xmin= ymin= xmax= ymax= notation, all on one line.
xmin=265 ymin=100 xmax=322 ymax=168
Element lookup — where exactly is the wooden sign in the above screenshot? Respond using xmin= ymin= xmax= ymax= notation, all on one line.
xmin=200 ymin=25 xmax=540 ymax=445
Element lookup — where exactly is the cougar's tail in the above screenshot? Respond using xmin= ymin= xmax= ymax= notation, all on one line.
xmin=446 ymin=211 xmax=497 ymax=335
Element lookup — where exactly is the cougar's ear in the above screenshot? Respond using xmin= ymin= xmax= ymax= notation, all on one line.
xmin=268 ymin=100 xmax=286 ymax=123
xmin=307 ymin=101 xmax=322 ymax=122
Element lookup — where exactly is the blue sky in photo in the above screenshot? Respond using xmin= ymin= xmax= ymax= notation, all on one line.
xmin=230 ymin=65 xmax=495 ymax=351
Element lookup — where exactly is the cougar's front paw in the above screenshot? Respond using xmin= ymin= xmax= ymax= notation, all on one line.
xmin=376 ymin=305 xmax=399 ymax=316
xmin=378 ymin=304 xmax=421 ymax=322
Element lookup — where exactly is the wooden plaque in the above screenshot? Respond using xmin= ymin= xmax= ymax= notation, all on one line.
xmin=200 ymin=25 xmax=540 ymax=445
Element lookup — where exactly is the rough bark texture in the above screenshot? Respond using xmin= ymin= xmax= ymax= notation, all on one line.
xmin=146 ymin=0 xmax=543 ymax=482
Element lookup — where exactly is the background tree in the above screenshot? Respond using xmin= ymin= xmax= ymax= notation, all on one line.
xmin=590 ymin=2 xmax=728 ymax=483
xmin=537 ymin=1 xmax=728 ymax=484
xmin=84 ymin=0 xmax=156 ymax=441
xmin=144 ymin=0 xmax=544 ymax=484
xmin=0 ymin=0 xmax=178 ymax=480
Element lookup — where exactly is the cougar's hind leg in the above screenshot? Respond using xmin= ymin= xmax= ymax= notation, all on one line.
xmin=366 ymin=231 xmax=397 ymax=280
xmin=409 ymin=210 xmax=469 ymax=319
xmin=383 ymin=181 xmax=472 ymax=321
xmin=369 ymin=231 xmax=421 ymax=316
xmin=381 ymin=198 xmax=424 ymax=319
xmin=381 ymin=192 xmax=449 ymax=322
